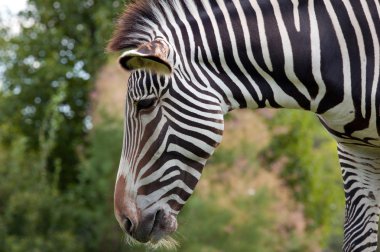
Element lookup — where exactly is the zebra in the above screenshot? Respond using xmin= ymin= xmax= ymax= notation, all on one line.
xmin=107 ymin=0 xmax=380 ymax=251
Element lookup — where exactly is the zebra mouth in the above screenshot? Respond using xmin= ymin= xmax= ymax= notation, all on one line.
xmin=127 ymin=209 xmax=178 ymax=245
xmin=149 ymin=210 xmax=178 ymax=243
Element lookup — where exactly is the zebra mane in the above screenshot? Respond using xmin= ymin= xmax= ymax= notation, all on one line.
xmin=107 ymin=0 xmax=173 ymax=52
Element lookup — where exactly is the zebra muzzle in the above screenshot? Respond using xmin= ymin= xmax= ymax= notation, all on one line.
xmin=120 ymin=208 xmax=177 ymax=243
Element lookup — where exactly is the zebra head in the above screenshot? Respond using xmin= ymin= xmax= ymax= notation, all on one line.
xmin=114 ymin=38 xmax=224 ymax=246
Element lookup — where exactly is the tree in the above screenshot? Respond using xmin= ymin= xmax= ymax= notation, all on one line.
xmin=0 ymin=2 xmax=134 ymax=251
xmin=0 ymin=0 xmax=126 ymax=187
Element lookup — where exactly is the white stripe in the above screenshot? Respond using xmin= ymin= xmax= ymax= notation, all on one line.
xmin=159 ymin=1 xmax=210 ymax=93
xmin=133 ymin=115 xmax=169 ymax=178
xmin=308 ymin=0 xmax=326 ymax=111
xmin=164 ymin=97 xmax=223 ymax=125
xmin=167 ymin=142 xmax=208 ymax=163
xmin=270 ymin=0 xmax=312 ymax=101
xmin=159 ymin=170 xmax=181 ymax=182
xmin=179 ymin=1 xmax=220 ymax=74
xmin=163 ymin=106 xmax=223 ymax=140
xmin=249 ymin=0 xmax=273 ymax=72
xmin=135 ymin=125 xmax=209 ymax=181
xmin=217 ymin=0 xmax=263 ymax=104
xmin=137 ymin=180 xmax=192 ymax=209
xmin=360 ymin=0 xmax=379 ymax=129
xmin=196 ymin=48 xmax=232 ymax=113
xmin=188 ymin=0 xmax=243 ymax=111
xmin=174 ymin=1 xmax=233 ymax=112
xmin=342 ymin=0 xmax=367 ymax=118
xmin=292 ymin=0 xmax=301 ymax=32
xmin=322 ymin=0 xmax=355 ymax=127
xmin=201 ymin=0 xmax=255 ymax=107
xmin=138 ymin=159 xmax=201 ymax=186
xmin=232 ymin=0 xmax=301 ymax=109
xmin=167 ymin=130 xmax=216 ymax=157
xmin=143 ymin=194 xmax=186 ymax=213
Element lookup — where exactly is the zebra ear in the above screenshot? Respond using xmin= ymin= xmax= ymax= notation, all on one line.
xmin=118 ymin=39 xmax=172 ymax=75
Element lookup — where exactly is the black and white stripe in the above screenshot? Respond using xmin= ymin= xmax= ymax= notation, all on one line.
xmin=109 ymin=0 xmax=380 ymax=250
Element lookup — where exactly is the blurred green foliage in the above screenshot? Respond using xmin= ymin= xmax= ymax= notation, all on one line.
xmin=0 ymin=1 xmax=347 ymax=251
xmin=0 ymin=89 xmax=125 ymax=251
xmin=1 ymin=107 xmax=341 ymax=252
xmin=263 ymin=110 xmax=345 ymax=250
xmin=177 ymin=182 xmax=313 ymax=252
xmin=0 ymin=0 xmax=126 ymax=187
xmin=0 ymin=1 xmax=130 ymax=251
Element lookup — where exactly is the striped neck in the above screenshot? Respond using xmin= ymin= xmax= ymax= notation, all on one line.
xmin=159 ymin=0 xmax=334 ymax=113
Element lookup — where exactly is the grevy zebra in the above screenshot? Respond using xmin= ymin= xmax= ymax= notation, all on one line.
xmin=107 ymin=0 xmax=380 ymax=251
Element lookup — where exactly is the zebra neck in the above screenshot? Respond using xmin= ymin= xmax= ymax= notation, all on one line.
xmin=171 ymin=0 xmax=318 ymax=113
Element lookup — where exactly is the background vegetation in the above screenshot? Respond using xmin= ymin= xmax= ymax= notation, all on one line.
xmin=0 ymin=1 xmax=345 ymax=251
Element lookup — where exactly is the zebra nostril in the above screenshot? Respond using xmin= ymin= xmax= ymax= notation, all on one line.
xmin=123 ymin=216 xmax=134 ymax=235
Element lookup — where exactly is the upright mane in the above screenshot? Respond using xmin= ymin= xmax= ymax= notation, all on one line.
xmin=107 ymin=0 xmax=172 ymax=52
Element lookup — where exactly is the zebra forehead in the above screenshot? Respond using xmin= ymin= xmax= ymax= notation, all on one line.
xmin=107 ymin=0 xmax=173 ymax=52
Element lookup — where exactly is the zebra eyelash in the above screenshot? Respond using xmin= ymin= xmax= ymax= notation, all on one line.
xmin=134 ymin=97 xmax=158 ymax=111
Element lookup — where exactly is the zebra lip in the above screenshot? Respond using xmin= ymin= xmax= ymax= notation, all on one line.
xmin=132 ymin=211 xmax=157 ymax=243
xmin=132 ymin=210 xmax=177 ymax=243
xmin=149 ymin=210 xmax=178 ymax=242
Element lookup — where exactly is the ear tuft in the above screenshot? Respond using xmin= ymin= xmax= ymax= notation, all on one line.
xmin=118 ymin=39 xmax=172 ymax=75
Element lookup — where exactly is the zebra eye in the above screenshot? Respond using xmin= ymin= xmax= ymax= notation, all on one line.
xmin=135 ymin=98 xmax=156 ymax=111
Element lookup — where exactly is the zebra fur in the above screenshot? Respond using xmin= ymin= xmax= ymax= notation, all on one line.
xmin=108 ymin=0 xmax=380 ymax=251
